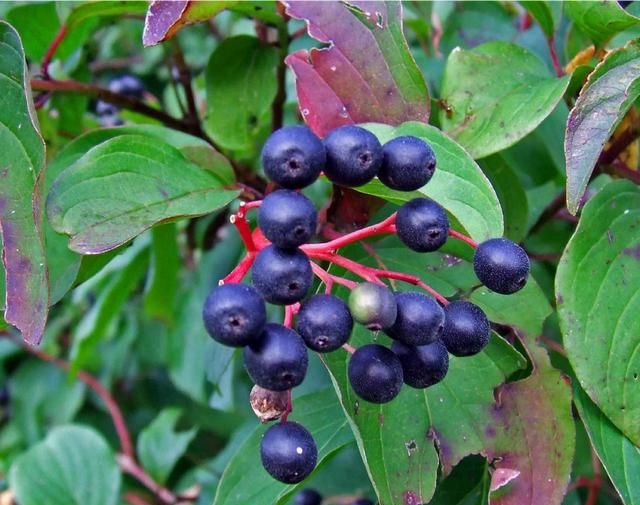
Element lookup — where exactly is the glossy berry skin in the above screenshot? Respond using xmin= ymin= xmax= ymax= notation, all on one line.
xmin=244 ymin=324 xmax=308 ymax=391
xmin=348 ymin=344 xmax=403 ymax=403
xmin=294 ymin=489 xmax=323 ymax=505
xmin=296 ymin=294 xmax=353 ymax=352
xmin=252 ymin=245 xmax=313 ymax=304
xmin=258 ymin=190 xmax=317 ymax=249
xmin=396 ymin=198 xmax=449 ymax=252
xmin=261 ymin=126 xmax=325 ymax=189
xmin=260 ymin=421 xmax=317 ymax=484
xmin=202 ymin=283 xmax=266 ymax=347
xmin=348 ymin=282 xmax=397 ymax=331
xmin=323 ymin=125 xmax=383 ymax=187
xmin=108 ymin=75 xmax=144 ymax=99
xmin=441 ymin=301 xmax=490 ymax=357
xmin=379 ymin=136 xmax=437 ymax=191
xmin=473 ymin=238 xmax=530 ymax=294
xmin=392 ymin=340 xmax=449 ymax=389
xmin=386 ymin=292 xmax=445 ymax=346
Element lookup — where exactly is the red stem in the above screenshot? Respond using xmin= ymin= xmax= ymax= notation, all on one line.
xmin=230 ymin=210 xmax=257 ymax=253
xmin=41 ymin=25 xmax=68 ymax=79
xmin=281 ymin=389 xmax=293 ymax=423
xmin=448 ymin=229 xmax=478 ymax=248
xmin=548 ymin=37 xmax=564 ymax=77
xmin=118 ymin=455 xmax=177 ymax=504
xmin=342 ymin=343 xmax=356 ymax=354
xmin=302 ymin=213 xmax=396 ymax=252
xmin=374 ymin=270 xmax=449 ymax=305
xmin=311 ymin=263 xmax=358 ymax=292
xmin=222 ymin=253 xmax=255 ymax=284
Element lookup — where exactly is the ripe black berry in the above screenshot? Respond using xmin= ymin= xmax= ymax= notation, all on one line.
xmin=348 ymin=282 xmax=397 ymax=331
xmin=261 ymin=126 xmax=325 ymax=189
xmin=257 ymin=190 xmax=317 ymax=249
xmin=260 ymin=421 xmax=317 ymax=484
xmin=294 ymin=488 xmax=323 ymax=505
xmin=323 ymin=125 xmax=383 ymax=187
xmin=392 ymin=340 xmax=449 ymax=389
xmin=252 ymin=245 xmax=313 ymax=304
xmin=441 ymin=301 xmax=490 ymax=357
xmin=296 ymin=294 xmax=353 ymax=352
xmin=244 ymin=323 xmax=308 ymax=391
xmin=473 ymin=238 xmax=530 ymax=294
xmin=386 ymin=292 xmax=444 ymax=346
xmin=202 ymin=283 xmax=266 ymax=347
xmin=108 ymin=75 xmax=144 ymax=99
xmin=379 ymin=136 xmax=436 ymax=191
xmin=348 ymin=344 xmax=403 ymax=403
xmin=396 ymin=198 xmax=449 ymax=252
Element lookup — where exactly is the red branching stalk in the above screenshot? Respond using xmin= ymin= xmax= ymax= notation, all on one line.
xmin=283 ymin=304 xmax=300 ymax=328
xmin=41 ymin=25 xmax=68 ymax=79
xmin=342 ymin=343 xmax=356 ymax=354
xmin=19 ymin=343 xmax=180 ymax=505
xmin=448 ymin=229 xmax=478 ymax=248
xmin=547 ymin=37 xmax=564 ymax=78
xmin=222 ymin=205 xmax=454 ymax=304
xmin=280 ymin=389 xmax=293 ymax=423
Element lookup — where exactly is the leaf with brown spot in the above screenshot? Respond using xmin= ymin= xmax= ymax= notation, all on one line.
xmin=0 ymin=21 xmax=48 ymax=345
xmin=284 ymin=0 xmax=430 ymax=137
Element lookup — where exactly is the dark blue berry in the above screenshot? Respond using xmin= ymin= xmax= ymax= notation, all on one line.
xmin=260 ymin=421 xmax=317 ymax=484
xmin=441 ymin=301 xmax=490 ymax=357
xmin=473 ymin=238 xmax=530 ymax=294
xmin=261 ymin=126 xmax=325 ymax=189
xmin=386 ymin=292 xmax=444 ymax=346
xmin=244 ymin=323 xmax=308 ymax=391
xmin=348 ymin=282 xmax=397 ymax=331
xmin=294 ymin=488 xmax=323 ymax=505
xmin=396 ymin=198 xmax=449 ymax=252
xmin=258 ymin=190 xmax=317 ymax=249
xmin=379 ymin=136 xmax=436 ymax=191
xmin=252 ymin=245 xmax=313 ymax=304
xmin=392 ymin=340 xmax=449 ymax=388
xmin=109 ymin=75 xmax=144 ymax=99
xmin=323 ymin=125 xmax=383 ymax=187
xmin=348 ymin=344 xmax=403 ymax=403
xmin=296 ymin=294 xmax=353 ymax=352
xmin=202 ymin=283 xmax=266 ymax=347
xmin=95 ymin=100 xmax=118 ymax=117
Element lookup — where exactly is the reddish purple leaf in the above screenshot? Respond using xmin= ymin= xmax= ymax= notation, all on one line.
xmin=0 ymin=21 xmax=48 ymax=345
xmin=143 ymin=0 xmax=189 ymax=46
xmin=284 ymin=0 xmax=430 ymax=137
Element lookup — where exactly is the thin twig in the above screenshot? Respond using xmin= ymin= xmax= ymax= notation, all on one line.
xmin=271 ymin=17 xmax=290 ymax=131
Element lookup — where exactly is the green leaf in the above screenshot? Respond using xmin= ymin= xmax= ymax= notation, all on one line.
xmin=564 ymin=0 xmax=640 ymax=47
xmin=479 ymin=155 xmax=529 ymax=242
xmin=323 ymin=244 xmax=525 ymax=505
xmin=9 ymin=425 xmax=121 ymax=505
xmin=71 ymin=244 xmax=149 ymax=368
xmin=213 ymin=389 xmax=353 ymax=505
xmin=137 ymin=408 xmax=197 ymax=485
xmin=360 ymin=122 xmax=503 ymax=242
xmin=47 ymin=133 xmax=239 ymax=254
xmin=204 ymin=36 xmax=278 ymax=152
xmin=9 ymin=360 xmax=85 ymax=445
xmin=65 ymin=0 xmax=148 ymax=29
xmin=565 ymin=40 xmax=640 ymax=215
xmin=5 ymin=2 xmax=96 ymax=62
xmin=144 ymin=223 xmax=179 ymax=323
xmin=520 ymin=1 xmax=557 ymax=38
xmin=439 ymin=41 xmax=570 ymax=159
xmin=0 ymin=21 xmax=48 ymax=345
xmin=574 ymin=386 xmax=640 ymax=505
xmin=557 ymin=179 xmax=640 ymax=446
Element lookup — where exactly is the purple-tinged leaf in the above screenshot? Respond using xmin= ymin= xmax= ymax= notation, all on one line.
xmin=472 ymin=285 xmax=575 ymax=505
xmin=143 ymin=0 xmax=280 ymax=47
xmin=284 ymin=0 xmax=429 ymax=137
xmin=0 ymin=21 xmax=48 ymax=345
xmin=565 ymin=40 xmax=640 ymax=215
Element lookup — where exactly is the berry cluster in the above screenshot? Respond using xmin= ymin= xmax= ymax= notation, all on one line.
xmin=294 ymin=488 xmax=372 ymax=505
xmin=95 ymin=75 xmax=144 ymax=126
xmin=202 ymin=124 xmax=530 ymax=485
